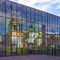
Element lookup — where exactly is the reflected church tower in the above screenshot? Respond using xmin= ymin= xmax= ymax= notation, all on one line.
xmin=6 ymin=14 xmax=24 ymax=48
xmin=9 ymin=15 xmax=19 ymax=33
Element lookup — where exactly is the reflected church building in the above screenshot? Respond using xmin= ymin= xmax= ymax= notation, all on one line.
xmin=5 ymin=15 xmax=42 ymax=49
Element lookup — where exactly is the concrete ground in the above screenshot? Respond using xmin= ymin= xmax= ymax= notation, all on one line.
xmin=0 ymin=55 xmax=60 ymax=60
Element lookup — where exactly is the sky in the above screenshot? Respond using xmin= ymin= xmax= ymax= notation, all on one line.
xmin=10 ymin=0 xmax=60 ymax=17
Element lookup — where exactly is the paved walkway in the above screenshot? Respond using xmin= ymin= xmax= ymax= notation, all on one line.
xmin=0 ymin=55 xmax=60 ymax=60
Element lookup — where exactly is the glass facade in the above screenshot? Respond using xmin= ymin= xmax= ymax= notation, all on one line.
xmin=0 ymin=0 xmax=60 ymax=56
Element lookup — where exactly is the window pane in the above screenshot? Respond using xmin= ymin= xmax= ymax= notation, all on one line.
xmin=0 ymin=0 xmax=5 ymax=17
xmin=0 ymin=17 xmax=5 ymax=56
xmin=6 ymin=1 xmax=12 ymax=18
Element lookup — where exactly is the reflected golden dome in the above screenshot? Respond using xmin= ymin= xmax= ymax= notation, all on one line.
xmin=12 ymin=32 xmax=23 ymax=37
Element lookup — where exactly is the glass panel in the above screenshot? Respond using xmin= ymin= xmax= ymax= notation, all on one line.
xmin=30 ymin=9 xmax=34 ymax=23
xmin=34 ymin=10 xmax=39 ymax=23
xmin=28 ymin=23 xmax=35 ymax=45
xmin=38 ymin=11 xmax=43 ymax=24
xmin=56 ymin=17 xmax=60 ymax=56
xmin=6 ymin=0 xmax=12 ymax=18
xmin=12 ymin=2 xmax=16 ymax=18
xmin=0 ymin=17 xmax=5 ymax=35
xmin=6 ymin=18 xmax=11 ymax=56
xmin=21 ymin=5 xmax=26 ymax=21
xmin=26 ymin=7 xmax=31 ymax=22
xmin=0 ymin=0 xmax=5 ymax=17
xmin=42 ymin=12 xmax=47 ymax=25
xmin=17 ymin=19 xmax=23 ymax=55
xmin=16 ymin=4 xmax=22 ymax=19
xmin=0 ymin=17 xmax=5 ymax=56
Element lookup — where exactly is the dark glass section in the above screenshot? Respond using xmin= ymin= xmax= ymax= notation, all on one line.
xmin=0 ymin=17 xmax=5 ymax=56
xmin=12 ymin=2 xmax=16 ymax=18
xmin=16 ymin=4 xmax=22 ymax=19
xmin=6 ymin=0 xmax=12 ymax=18
xmin=26 ymin=7 xmax=31 ymax=21
xmin=0 ymin=0 xmax=6 ymax=17
xmin=34 ymin=9 xmax=39 ymax=23
xmin=30 ymin=9 xmax=34 ymax=23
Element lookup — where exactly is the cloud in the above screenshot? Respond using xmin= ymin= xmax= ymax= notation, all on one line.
xmin=32 ymin=4 xmax=50 ymax=11
xmin=10 ymin=0 xmax=60 ymax=16
xmin=55 ymin=4 xmax=60 ymax=10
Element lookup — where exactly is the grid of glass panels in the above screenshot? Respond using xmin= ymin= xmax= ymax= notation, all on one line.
xmin=0 ymin=0 xmax=60 ymax=57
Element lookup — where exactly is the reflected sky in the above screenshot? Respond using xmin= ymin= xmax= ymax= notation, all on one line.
xmin=0 ymin=17 xmax=60 ymax=34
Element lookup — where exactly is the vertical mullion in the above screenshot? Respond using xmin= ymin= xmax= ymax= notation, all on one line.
xmin=26 ymin=7 xmax=28 ymax=55
xmin=52 ymin=15 xmax=53 ymax=56
xmin=57 ymin=17 xmax=58 ymax=56
xmin=57 ymin=17 xmax=60 ymax=55
xmin=26 ymin=7 xmax=27 ymax=55
xmin=47 ymin=13 xmax=48 ymax=54
xmin=16 ymin=3 xmax=17 ymax=55
xmin=5 ymin=0 xmax=6 ymax=56
xmin=37 ymin=12 xmax=39 ymax=54
xmin=21 ymin=5 xmax=22 ymax=55
xmin=38 ymin=13 xmax=39 ymax=54
xmin=11 ymin=1 xmax=12 ymax=56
